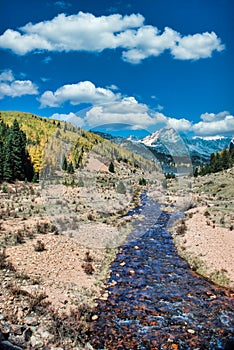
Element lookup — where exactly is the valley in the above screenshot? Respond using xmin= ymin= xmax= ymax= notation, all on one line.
xmin=0 ymin=111 xmax=233 ymax=349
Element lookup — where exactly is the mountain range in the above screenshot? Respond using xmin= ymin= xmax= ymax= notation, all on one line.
xmin=95 ymin=128 xmax=232 ymax=174
xmin=141 ymin=128 xmax=232 ymax=164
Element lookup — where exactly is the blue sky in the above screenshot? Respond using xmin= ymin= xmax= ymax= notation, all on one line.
xmin=0 ymin=0 xmax=233 ymax=137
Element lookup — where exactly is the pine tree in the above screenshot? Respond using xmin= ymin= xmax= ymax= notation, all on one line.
xmin=62 ymin=155 xmax=67 ymax=171
xmin=67 ymin=161 xmax=74 ymax=174
xmin=109 ymin=161 xmax=115 ymax=173
xmin=3 ymin=139 xmax=13 ymax=182
xmin=0 ymin=119 xmax=34 ymax=183
xmin=194 ymin=167 xmax=199 ymax=177
xmin=10 ymin=120 xmax=25 ymax=180
xmin=221 ymin=149 xmax=231 ymax=170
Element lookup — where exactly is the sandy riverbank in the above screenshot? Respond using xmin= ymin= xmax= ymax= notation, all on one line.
xmin=171 ymin=206 xmax=234 ymax=289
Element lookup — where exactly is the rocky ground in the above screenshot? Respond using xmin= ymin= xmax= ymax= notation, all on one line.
xmin=0 ymin=156 xmax=162 ymax=349
xmin=1 ymin=162 xmax=233 ymax=348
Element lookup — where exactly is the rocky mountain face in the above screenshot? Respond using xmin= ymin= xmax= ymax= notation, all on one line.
xmin=140 ymin=128 xmax=231 ymax=170
xmin=93 ymin=128 xmax=232 ymax=174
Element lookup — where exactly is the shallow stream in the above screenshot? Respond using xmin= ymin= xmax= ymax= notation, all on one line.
xmin=89 ymin=194 xmax=234 ymax=349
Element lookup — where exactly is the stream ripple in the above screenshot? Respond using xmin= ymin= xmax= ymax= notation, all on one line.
xmin=89 ymin=195 xmax=234 ymax=349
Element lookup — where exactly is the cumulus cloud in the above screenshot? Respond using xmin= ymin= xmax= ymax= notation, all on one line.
xmin=167 ymin=117 xmax=192 ymax=132
xmin=0 ymin=69 xmax=38 ymax=99
xmin=0 ymin=70 xmax=14 ymax=82
xmin=200 ymin=111 xmax=230 ymax=122
xmin=39 ymin=81 xmax=120 ymax=107
xmin=171 ymin=32 xmax=224 ymax=60
xmin=84 ymin=98 xmax=154 ymax=129
xmin=45 ymin=84 xmax=233 ymax=138
xmin=0 ymin=11 xmax=224 ymax=63
xmin=193 ymin=112 xmax=234 ymax=136
xmin=81 ymin=97 xmax=193 ymax=132
xmin=50 ymin=112 xmax=84 ymax=127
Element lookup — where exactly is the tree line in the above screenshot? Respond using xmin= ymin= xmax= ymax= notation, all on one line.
xmin=194 ymin=145 xmax=234 ymax=176
xmin=0 ymin=119 xmax=34 ymax=183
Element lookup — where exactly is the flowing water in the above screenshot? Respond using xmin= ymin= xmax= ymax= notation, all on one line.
xmin=89 ymin=195 xmax=234 ymax=349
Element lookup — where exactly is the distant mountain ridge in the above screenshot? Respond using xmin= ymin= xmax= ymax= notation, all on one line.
xmin=141 ymin=128 xmax=232 ymax=166
xmin=93 ymin=128 xmax=232 ymax=174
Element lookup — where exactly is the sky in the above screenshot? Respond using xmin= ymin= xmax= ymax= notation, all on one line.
xmin=0 ymin=0 xmax=233 ymax=138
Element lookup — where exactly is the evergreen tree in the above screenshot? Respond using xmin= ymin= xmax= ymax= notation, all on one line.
xmin=109 ymin=161 xmax=115 ymax=173
xmin=221 ymin=149 xmax=231 ymax=170
xmin=193 ymin=167 xmax=199 ymax=177
xmin=67 ymin=161 xmax=74 ymax=174
xmin=62 ymin=155 xmax=68 ymax=171
xmin=3 ymin=140 xmax=14 ymax=182
xmin=139 ymin=177 xmax=147 ymax=185
xmin=10 ymin=120 xmax=25 ymax=180
xmin=0 ymin=119 xmax=34 ymax=183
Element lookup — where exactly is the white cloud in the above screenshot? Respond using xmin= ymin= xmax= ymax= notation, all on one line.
xmin=0 ymin=11 xmax=224 ymax=63
xmin=39 ymin=81 xmax=121 ymax=107
xmin=171 ymin=32 xmax=224 ymax=60
xmin=81 ymin=106 xmax=234 ymax=136
xmin=0 ymin=70 xmax=14 ymax=82
xmin=156 ymin=104 xmax=164 ymax=111
xmin=0 ymin=69 xmax=38 ymax=99
xmin=38 ymin=77 xmax=233 ymax=137
xmin=200 ymin=111 xmax=229 ymax=122
xmin=167 ymin=117 xmax=192 ymax=132
xmin=193 ymin=112 xmax=234 ymax=136
xmin=84 ymin=98 xmax=156 ymax=129
xmin=46 ymin=87 xmax=233 ymax=138
xmin=106 ymin=84 xmax=119 ymax=91
xmin=83 ymin=98 xmax=193 ymax=132
xmin=0 ymin=29 xmax=52 ymax=55
xmin=50 ymin=112 xmax=84 ymax=127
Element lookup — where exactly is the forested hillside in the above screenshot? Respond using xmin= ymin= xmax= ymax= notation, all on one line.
xmin=195 ymin=146 xmax=234 ymax=176
xmin=0 ymin=111 xmax=159 ymax=183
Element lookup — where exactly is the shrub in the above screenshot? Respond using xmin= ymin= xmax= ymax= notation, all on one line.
xmin=14 ymin=230 xmax=25 ymax=244
xmin=0 ymin=249 xmax=14 ymax=270
xmin=34 ymin=240 xmax=46 ymax=252
xmin=1 ymin=184 xmax=7 ymax=193
xmin=0 ymin=249 xmax=8 ymax=269
xmin=82 ymin=262 xmax=94 ymax=275
xmin=176 ymin=220 xmax=187 ymax=235
xmin=116 ymin=181 xmax=126 ymax=194
xmin=139 ymin=177 xmax=147 ymax=186
xmin=84 ymin=251 xmax=93 ymax=262
xmin=87 ymin=213 xmax=94 ymax=221
xmin=50 ymin=304 xmax=92 ymax=346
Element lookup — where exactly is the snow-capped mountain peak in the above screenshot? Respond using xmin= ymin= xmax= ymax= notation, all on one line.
xmin=142 ymin=128 xmax=179 ymax=147
xmin=141 ymin=128 xmax=232 ymax=165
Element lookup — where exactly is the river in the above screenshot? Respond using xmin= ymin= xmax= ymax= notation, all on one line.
xmin=89 ymin=194 xmax=234 ymax=349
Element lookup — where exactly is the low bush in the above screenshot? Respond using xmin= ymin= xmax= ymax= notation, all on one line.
xmin=34 ymin=240 xmax=46 ymax=252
